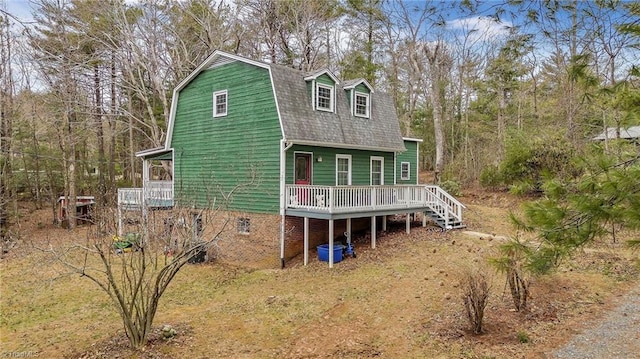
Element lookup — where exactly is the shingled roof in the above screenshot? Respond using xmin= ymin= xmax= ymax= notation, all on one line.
xmin=270 ymin=63 xmax=405 ymax=152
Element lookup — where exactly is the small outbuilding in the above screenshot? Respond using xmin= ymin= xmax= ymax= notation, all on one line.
xmin=57 ymin=196 xmax=95 ymax=226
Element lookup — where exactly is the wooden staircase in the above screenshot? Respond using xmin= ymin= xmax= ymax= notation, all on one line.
xmin=423 ymin=185 xmax=466 ymax=230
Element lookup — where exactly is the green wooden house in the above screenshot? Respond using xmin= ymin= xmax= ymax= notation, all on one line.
xmin=118 ymin=51 xmax=464 ymax=268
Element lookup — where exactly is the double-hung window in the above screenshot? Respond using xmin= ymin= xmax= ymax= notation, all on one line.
xmin=354 ymin=92 xmax=370 ymax=118
xmin=370 ymin=156 xmax=384 ymax=185
xmin=400 ymin=162 xmax=411 ymax=180
xmin=213 ymin=90 xmax=227 ymax=117
xmin=316 ymin=84 xmax=333 ymax=112
xmin=336 ymin=155 xmax=352 ymax=185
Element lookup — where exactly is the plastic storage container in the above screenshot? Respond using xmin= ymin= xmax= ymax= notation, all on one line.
xmin=317 ymin=244 xmax=345 ymax=263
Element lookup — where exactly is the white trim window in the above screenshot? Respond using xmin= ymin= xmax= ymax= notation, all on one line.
xmin=316 ymin=83 xmax=334 ymax=112
xmin=400 ymin=162 xmax=410 ymax=180
xmin=354 ymin=92 xmax=370 ymax=118
xmin=336 ymin=154 xmax=352 ymax=185
xmin=213 ymin=90 xmax=228 ymax=117
xmin=370 ymin=156 xmax=384 ymax=185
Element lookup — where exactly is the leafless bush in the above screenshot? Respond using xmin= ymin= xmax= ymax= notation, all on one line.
xmin=44 ymin=201 xmax=230 ymax=349
xmin=461 ymin=269 xmax=491 ymax=334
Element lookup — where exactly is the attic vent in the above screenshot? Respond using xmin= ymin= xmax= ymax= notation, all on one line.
xmin=208 ymin=57 xmax=236 ymax=69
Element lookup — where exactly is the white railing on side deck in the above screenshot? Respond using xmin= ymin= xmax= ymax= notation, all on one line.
xmin=118 ymin=188 xmax=143 ymax=207
xmin=117 ymin=181 xmax=173 ymax=208
xmin=286 ymin=184 xmax=463 ymax=222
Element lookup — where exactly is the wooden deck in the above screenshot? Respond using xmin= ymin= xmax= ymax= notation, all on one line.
xmin=117 ymin=182 xmax=464 ymax=227
xmin=285 ymin=184 xmax=464 ymax=227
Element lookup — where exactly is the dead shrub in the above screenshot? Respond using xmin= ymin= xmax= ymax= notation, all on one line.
xmin=461 ymin=269 xmax=491 ymax=334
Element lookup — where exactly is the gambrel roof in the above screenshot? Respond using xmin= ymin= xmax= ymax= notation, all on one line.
xmin=164 ymin=51 xmax=405 ymax=153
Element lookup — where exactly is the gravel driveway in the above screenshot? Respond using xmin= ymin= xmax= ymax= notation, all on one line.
xmin=550 ymin=282 xmax=640 ymax=359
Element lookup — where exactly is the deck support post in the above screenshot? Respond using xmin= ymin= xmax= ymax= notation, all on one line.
xmin=422 ymin=211 xmax=427 ymax=227
xmin=303 ymin=217 xmax=309 ymax=266
xmin=329 ymin=219 xmax=334 ymax=268
xmin=371 ymin=216 xmax=376 ymax=249
xmin=346 ymin=218 xmax=352 ymax=246
xmin=406 ymin=213 xmax=411 ymax=234
xmin=382 ymin=215 xmax=387 ymax=232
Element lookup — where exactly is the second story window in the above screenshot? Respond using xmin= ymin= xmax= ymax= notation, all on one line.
xmin=213 ymin=90 xmax=227 ymax=117
xmin=354 ymin=92 xmax=369 ymax=118
xmin=316 ymin=84 xmax=333 ymax=112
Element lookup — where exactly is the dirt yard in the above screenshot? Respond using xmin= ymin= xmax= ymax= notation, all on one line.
xmin=1 ymin=189 xmax=638 ymax=358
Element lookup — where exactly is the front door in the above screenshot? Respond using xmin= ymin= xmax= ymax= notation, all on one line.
xmin=295 ymin=153 xmax=311 ymax=185
xmin=294 ymin=153 xmax=311 ymax=205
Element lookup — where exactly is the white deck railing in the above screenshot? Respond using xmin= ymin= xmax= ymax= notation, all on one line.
xmin=118 ymin=181 xmax=173 ymax=208
xmin=286 ymin=184 xmax=464 ymax=225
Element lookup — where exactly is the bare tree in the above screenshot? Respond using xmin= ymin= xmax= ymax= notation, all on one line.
xmin=422 ymin=40 xmax=453 ymax=182
xmin=238 ymin=0 xmax=339 ymax=70
xmin=0 ymin=11 xmax=14 ymax=243
xmin=48 ymin=203 xmax=229 ymax=349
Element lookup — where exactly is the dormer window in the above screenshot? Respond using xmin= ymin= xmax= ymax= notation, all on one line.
xmin=344 ymin=79 xmax=374 ymax=118
xmin=354 ymin=92 xmax=370 ymax=118
xmin=305 ymin=70 xmax=339 ymax=113
xmin=316 ymin=83 xmax=334 ymax=112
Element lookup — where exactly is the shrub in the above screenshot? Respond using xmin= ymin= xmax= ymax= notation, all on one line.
xmin=479 ymin=165 xmax=502 ymax=189
xmin=439 ymin=179 xmax=461 ymax=196
xmin=482 ymin=130 xmax=581 ymax=195
xmin=461 ymin=269 xmax=491 ymax=334
xmin=490 ymin=238 xmax=531 ymax=312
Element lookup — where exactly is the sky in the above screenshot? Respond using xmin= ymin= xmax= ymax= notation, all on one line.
xmin=3 ymin=0 xmax=33 ymax=23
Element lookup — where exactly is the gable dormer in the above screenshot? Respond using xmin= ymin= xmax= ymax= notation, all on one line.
xmin=305 ymin=69 xmax=340 ymax=113
xmin=343 ymin=79 xmax=374 ymax=118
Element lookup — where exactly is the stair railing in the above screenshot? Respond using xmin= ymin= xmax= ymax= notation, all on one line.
xmin=424 ymin=185 xmax=466 ymax=227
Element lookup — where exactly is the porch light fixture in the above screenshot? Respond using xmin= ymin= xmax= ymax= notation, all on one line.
xmin=317 ymin=156 xmax=323 ymax=162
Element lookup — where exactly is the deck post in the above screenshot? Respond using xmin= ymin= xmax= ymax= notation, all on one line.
xmin=329 ymin=219 xmax=334 ymax=268
xmin=406 ymin=213 xmax=410 ymax=234
xmin=346 ymin=217 xmax=352 ymax=245
xmin=423 ymin=211 xmax=427 ymax=227
xmin=371 ymin=216 xmax=376 ymax=249
xmin=382 ymin=215 xmax=387 ymax=231
xmin=304 ymin=217 xmax=309 ymax=266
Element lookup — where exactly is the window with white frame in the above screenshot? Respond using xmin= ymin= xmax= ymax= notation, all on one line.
xmin=316 ymin=83 xmax=333 ymax=112
xmin=401 ymin=162 xmax=410 ymax=180
xmin=213 ymin=90 xmax=227 ymax=117
xmin=354 ymin=92 xmax=370 ymax=117
xmin=336 ymin=155 xmax=352 ymax=185
xmin=370 ymin=156 xmax=384 ymax=185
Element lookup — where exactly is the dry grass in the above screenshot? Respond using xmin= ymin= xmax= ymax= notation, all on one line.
xmin=1 ymin=191 xmax=639 ymax=358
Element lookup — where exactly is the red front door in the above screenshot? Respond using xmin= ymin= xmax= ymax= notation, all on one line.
xmin=295 ymin=153 xmax=311 ymax=205
xmin=295 ymin=153 xmax=311 ymax=185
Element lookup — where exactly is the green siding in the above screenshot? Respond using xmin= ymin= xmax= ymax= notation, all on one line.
xmin=316 ymin=74 xmax=335 ymax=86
xmin=396 ymin=140 xmax=419 ymax=185
xmin=171 ymin=61 xmax=282 ymax=213
xmin=287 ymin=145 xmax=394 ymax=186
xmin=354 ymin=83 xmax=370 ymax=94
